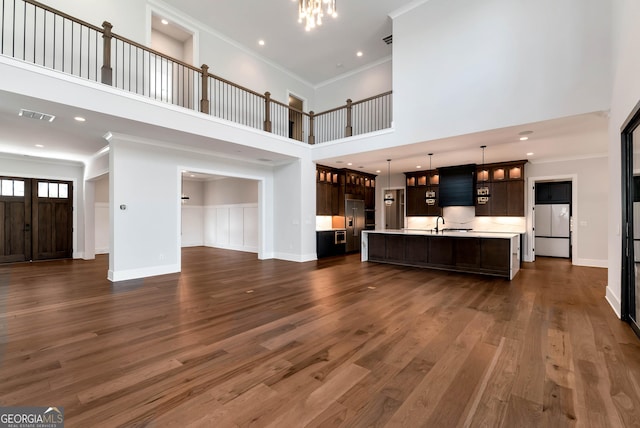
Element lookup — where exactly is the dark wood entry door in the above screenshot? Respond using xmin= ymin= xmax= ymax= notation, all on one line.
xmin=0 ymin=177 xmax=73 ymax=263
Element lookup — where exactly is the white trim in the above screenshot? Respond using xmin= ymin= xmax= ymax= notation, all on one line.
xmin=95 ymin=248 xmax=109 ymax=255
xmin=204 ymin=202 xmax=258 ymax=209
xmin=206 ymin=243 xmax=258 ymax=254
xmin=388 ymin=0 xmax=431 ymax=19
xmin=605 ymin=287 xmax=622 ymax=319
xmin=274 ymin=252 xmax=317 ymax=262
xmin=108 ymin=263 xmax=180 ymax=282
xmin=573 ymin=258 xmax=608 ymax=268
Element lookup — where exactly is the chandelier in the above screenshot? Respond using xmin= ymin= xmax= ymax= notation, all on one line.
xmin=297 ymin=0 xmax=337 ymax=31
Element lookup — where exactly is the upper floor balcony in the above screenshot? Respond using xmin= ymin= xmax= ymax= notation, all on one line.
xmin=0 ymin=0 xmax=392 ymax=147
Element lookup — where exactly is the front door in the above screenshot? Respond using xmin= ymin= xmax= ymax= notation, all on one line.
xmin=0 ymin=177 xmax=72 ymax=263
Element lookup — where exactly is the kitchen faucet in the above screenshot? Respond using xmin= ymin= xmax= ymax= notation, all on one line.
xmin=435 ymin=215 xmax=445 ymax=233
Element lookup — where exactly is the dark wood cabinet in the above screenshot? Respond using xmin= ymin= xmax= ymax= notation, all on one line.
xmin=535 ymin=181 xmax=571 ymax=204
xmin=404 ymin=236 xmax=428 ymax=264
xmin=317 ymin=165 xmax=376 ymax=216
xmin=368 ymin=233 xmax=386 ymax=261
xmin=316 ymin=231 xmax=346 ymax=258
xmin=455 ymin=238 xmax=481 ymax=268
xmin=476 ymin=160 xmax=526 ymax=217
xmin=480 ymin=238 xmax=510 ymax=271
xmin=385 ymin=235 xmax=405 ymax=262
xmin=365 ymin=232 xmax=515 ymax=278
xmin=428 ymin=236 xmax=454 ymax=267
xmin=405 ymin=170 xmax=442 ymax=217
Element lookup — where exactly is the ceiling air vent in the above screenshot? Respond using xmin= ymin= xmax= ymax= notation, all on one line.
xmin=19 ymin=109 xmax=56 ymax=122
xmin=383 ymin=35 xmax=392 ymax=45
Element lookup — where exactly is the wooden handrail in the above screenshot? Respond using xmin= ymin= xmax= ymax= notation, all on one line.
xmin=351 ymin=90 xmax=393 ymax=106
xmin=13 ymin=0 xmax=393 ymax=144
xmin=314 ymin=91 xmax=393 ymax=117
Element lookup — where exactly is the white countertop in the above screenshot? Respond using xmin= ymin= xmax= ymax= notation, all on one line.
xmin=362 ymin=229 xmax=520 ymax=239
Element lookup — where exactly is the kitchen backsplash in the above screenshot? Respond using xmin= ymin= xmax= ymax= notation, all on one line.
xmin=406 ymin=206 xmax=526 ymax=233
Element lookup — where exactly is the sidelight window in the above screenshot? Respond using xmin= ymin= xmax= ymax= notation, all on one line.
xmin=1 ymin=179 xmax=25 ymax=197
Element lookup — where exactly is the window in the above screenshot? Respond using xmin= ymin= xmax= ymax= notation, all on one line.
xmin=1 ymin=179 xmax=25 ymax=196
xmin=38 ymin=181 xmax=69 ymax=198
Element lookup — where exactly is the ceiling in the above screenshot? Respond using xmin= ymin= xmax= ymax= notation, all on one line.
xmin=158 ymin=0 xmax=412 ymax=85
xmin=0 ymin=0 xmax=609 ymax=176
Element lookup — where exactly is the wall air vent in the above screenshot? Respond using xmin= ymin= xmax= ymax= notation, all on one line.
xmin=383 ymin=35 xmax=392 ymax=45
xmin=18 ymin=109 xmax=55 ymax=122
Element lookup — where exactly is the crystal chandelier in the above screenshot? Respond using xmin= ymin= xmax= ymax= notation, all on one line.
xmin=297 ymin=0 xmax=337 ymax=31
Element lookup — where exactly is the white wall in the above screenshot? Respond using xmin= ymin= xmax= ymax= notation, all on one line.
xmin=607 ymin=0 xmax=640 ymax=317
xmin=0 ymin=154 xmax=85 ymax=258
xmin=151 ymin=30 xmax=185 ymax=61
xmin=40 ymin=0 xmax=148 ymax=43
xmin=526 ymin=157 xmax=608 ymax=267
xmin=198 ymin=178 xmax=259 ymax=253
xmin=180 ymin=179 xmax=204 ymax=247
xmin=393 ymin=0 xmax=612 ymax=145
xmin=314 ymin=60 xmax=392 ymax=112
xmin=94 ymin=174 xmax=110 ymax=254
xmin=273 ymin=158 xmax=317 ymax=261
xmin=107 ymin=134 xmax=280 ymax=281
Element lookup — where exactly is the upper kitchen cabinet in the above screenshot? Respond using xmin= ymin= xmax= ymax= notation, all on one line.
xmin=316 ymin=165 xmax=342 ymax=216
xmin=405 ymin=170 xmax=443 ymax=216
xmin=316 ymin=165 xmax=376 ymax=215
xmin=476 ymin=160 xmax=526 ymax=217
xmin=535 ymin=181 xmax=571 ymax=204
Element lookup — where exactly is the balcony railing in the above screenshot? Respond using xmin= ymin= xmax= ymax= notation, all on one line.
xmin=0 ymin=0 xmax=392 ymax=144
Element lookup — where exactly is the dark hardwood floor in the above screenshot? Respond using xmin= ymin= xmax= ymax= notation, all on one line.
xmin=0 ymin=248 xmax=638 ymax=427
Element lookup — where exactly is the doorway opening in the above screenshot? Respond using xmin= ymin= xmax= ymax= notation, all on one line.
xmin=621 ymin=104 xmax=640 ymax=338
xmin=533 ymin=181 xmax=572 ymax=259
xmin=288 ymin=94 xmax=304 ymax=142
xmin=384 ymin=189 xmax=405 ymax=229
xmin=179 ymin=171 xmax=260 ymax=255
xmin=150 ymin=12 xmax=197 ymax=108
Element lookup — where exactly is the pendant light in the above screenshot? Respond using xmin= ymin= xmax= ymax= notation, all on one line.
xmin=384 ymin=159 xmax=394 ymax=206
xmin=477 ymin=145 xmax=490 ymax=205
xmin=425 ymin=153 xmax=436 ymax=205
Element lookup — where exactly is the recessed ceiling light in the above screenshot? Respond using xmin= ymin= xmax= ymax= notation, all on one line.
xmin=189 ymin=174 xmax=195 ymax=178
xmin=74 ymin=116 xmax=86 ymax=122
xmin=356 ymin=51 xmax=363 ymax=57
xmin=376 ymin=170 xmax=381 ymax=173
xmin=519 ymin=136 xmax=528 ymax=141
xmin=35 ymin=144 xmax=44 ymax=148
xmin=347 ymin=162 xmax=353 ymax=166
xmin=258 ymin=40 xmax=265 ymax=46
xmin=416 ymin=165 xmax=422 ymax=169
xmin=527 ymin=152 xmax=534 ymax=156
xmin=161 ymin=19 xmax=169 ymax=25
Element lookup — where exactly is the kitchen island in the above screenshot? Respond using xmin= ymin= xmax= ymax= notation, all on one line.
xmin=361 ymin=229 xmax=520 ymax=280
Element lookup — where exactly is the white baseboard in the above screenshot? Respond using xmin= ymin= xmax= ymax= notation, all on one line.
xmin=181 ymin=241 xmax=204 ymax=248
xmin=73 ymin=251 xmax=84 ymax=259
xmin=605 ymin=287 xmax=622 ymax=319
xmin=573 ymin=258 xmax=608 ymax=268
xmin=95 ymin=248 xmax=109 ymax=255
xmin=273 ymin=252 xmax=318 ymax=262
xmin=205 ymin=243 xmax=258 ymax=254
xmin=108 ymin=263 xmax=179 ymax=282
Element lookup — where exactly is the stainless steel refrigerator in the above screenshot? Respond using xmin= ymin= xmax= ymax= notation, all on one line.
xmin=534 ymin=204 xmax=570 ymax=258
xmin=345 ymin=199 xmax=365 ymax=252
